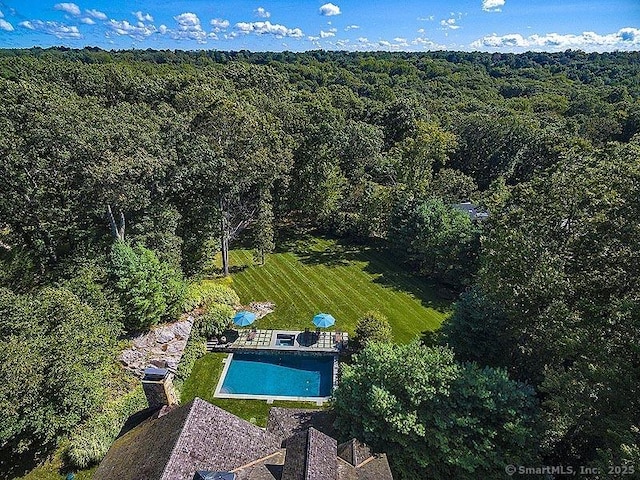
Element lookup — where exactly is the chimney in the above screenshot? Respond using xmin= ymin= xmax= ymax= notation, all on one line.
xmin=142 ymin=367 xmax=178 ymax=409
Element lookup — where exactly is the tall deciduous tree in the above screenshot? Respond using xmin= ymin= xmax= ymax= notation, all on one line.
xmin=175 ymin=97 xmax=291 ymax=275
xmin=478 ymin=140 xmax=640 ymax=467
xmin=334 ymin=342 xmax=540 ymax=480
xmin=389 ymin=197 xmax=480 ymax=288
xmin=0 ymin=287 xmax=120 ymax=455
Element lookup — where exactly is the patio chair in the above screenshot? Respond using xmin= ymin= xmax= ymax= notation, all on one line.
xmin=334 ymin=331 xmax=343 ymax=344
xmin=247 ymin=330 xmax=256 ymax=341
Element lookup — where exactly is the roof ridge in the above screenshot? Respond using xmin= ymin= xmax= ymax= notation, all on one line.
xmin=355 ymin=455 xmax=376 ymax=469
xmin=160 ymin=398 xmax=199 ymax=480
xmin=303 ymin=428 xmax=311 ymax=480
xmin=231 ymin=450 xmax=283 ymax=472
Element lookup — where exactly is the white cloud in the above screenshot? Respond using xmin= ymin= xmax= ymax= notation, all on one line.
xmin=86 ymin=9 xmax=107 ymax=20
xmin=254 ymin=7 xmax=270 ymax=18
xmin=19 ymin=20 xmax=81 ymax=38
xmin=418 ymin=15 xmax=435 ymax=21
xmin=0 ymin=10 xmax=3 ymax=17
xmin=471 ymin=28 xmax=640 ymax=51
xmin=108 ymin=19 xmax=157 ymax=38
xmin=358 ymin=37 xmax=368 ymax=43
xmin=53 ymin=3 xmax=80 ymax=17
xmin=0 ymin=19 xmax=13 ymax=31
xmin=80 ymin=17 xmax=95 ymax=25
xmin=159 ymin=24 xmax=168 ymax=34
xmin=345 ymin=24 xmax=359 ymax=30
xmin=482 ymin=0 xmax=505 ymax=12
xmin=234 ymin=20 xmax=303 ymax=38
xmin=54 ymin=3 xmax=81 ymax=16
xmin=308 ymin=35 xmax=319 ymax=41
xmin=319 ymin=3 xmax=341 ymax=16
xmin=440 ymin=18 xmax=461 ymax=30
xmin=173 ymin=12 xmax=207 ymax=42
xmin=211 ymin=18 xmax=230 ymax=29
xmin=320 ymin=30 xmax=335 ymax=38
xmin=134 ymin=11 xmax=154 ymax=22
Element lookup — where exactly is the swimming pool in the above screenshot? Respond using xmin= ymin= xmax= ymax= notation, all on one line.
xmin=215 ymin=352 xmax=335 ymax=400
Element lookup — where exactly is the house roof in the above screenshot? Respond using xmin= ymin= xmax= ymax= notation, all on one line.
xmin=337 ymin=439 xmax=372 ymax=468
xmin=94 ymin=397 xmax=280 ymax=480
xmin=95 ymin=398 xmax=393 ymax=480
xmin=452 ymin=202 xmax=489 ymax=220
xmin=281 ymin=427 xmax=337 ymax=480
xmin=266 ymin=407 xmax=336 ymax=443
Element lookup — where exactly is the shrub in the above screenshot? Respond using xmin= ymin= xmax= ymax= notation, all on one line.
xmin=66 ymin=386 xmax=147 ymax=468
xmin=182 ymin=279 xmax=240 ymax=312
xmin=174 ymin=329 xmax=207 ymax=396
xmin=199 ymin=303 xmax=234 ymax=338
xmin=354 ymin=310 xmax=393 ymax=350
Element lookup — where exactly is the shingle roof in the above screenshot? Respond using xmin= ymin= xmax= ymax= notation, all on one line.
xmin=266 ymin=407 xmax=336 ymax=444
xmin=94 ymin=398 xmax=280 ymax=480
xmin=337 ymin=439 xmax=372 ymax=467
xmin=354 ymin=454 xmax=394 ymax=480
xmin=95 ymin=399 xmax=393 ymax=480
xmin=281 ymin=427 xmax=337 ymax=480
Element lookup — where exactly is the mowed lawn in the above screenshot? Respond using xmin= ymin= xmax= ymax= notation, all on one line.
xmin=226 ymin=236 xmax=450 ymax=342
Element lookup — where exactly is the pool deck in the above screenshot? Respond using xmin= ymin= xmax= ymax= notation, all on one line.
xmin=208 ymin=329 xmax=348 ymax=353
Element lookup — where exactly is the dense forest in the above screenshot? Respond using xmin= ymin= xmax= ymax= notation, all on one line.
xmin=0 ymin=47 xmax=638 ymax=478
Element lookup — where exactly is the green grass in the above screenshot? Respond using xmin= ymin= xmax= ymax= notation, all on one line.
xmin=226 ymin=235 xmax=450 ymax=342
xmin=181 ymin=353 xmax=323 ymax=427
xmin=13 ymin=454 xmax=96 ymax=480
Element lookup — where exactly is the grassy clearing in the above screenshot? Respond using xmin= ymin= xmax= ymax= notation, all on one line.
xmin=14 ymin=454 xmax=96 ymax=480
xmin=181 ymin=353 xmax=323 ymax=427
xmin=226 ymin=235 xmax=450 ymax=342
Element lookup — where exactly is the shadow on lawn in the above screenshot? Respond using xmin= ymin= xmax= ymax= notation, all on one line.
xmin=294 ymin=235 xmax=454 ymax=313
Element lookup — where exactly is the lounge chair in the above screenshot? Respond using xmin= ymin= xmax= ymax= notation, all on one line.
xmin=247 ymin=330 xmax=256 ymax=341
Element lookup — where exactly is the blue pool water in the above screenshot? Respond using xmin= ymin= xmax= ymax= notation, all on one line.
xmin=220 ymin=352 xmax=334 ymax=397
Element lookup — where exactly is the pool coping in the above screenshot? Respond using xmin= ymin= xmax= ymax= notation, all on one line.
xmin=213 ymin=352 xmax=336 ymax=405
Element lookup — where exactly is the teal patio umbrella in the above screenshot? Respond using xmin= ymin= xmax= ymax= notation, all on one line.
xmin=233 ymin=310 xmax=257 ymax=327
xmin=313 ymin=313 xmax=335 ymax=328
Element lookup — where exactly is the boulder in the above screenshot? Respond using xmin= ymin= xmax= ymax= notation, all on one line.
xmin=155 ymin=328 xmax=175 ymax=344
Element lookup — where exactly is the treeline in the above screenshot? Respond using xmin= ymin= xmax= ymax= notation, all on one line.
xmin=0 ymin=48 xmax=638 ymax=477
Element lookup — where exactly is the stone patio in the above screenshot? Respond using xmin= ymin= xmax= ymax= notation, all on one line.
xmin=209 ymin=329 xmax=348 ymax=353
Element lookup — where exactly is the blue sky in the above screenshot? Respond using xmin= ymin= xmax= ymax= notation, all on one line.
xmin=0 ymin=0 xmax=638 ymax=52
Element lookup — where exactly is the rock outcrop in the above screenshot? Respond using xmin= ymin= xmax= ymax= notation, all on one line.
xmin=120 ymin=316 xmax=194 ymax=377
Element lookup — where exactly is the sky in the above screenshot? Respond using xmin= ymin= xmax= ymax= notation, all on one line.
xmin=0 ymin=0 xmax=638 ymax=52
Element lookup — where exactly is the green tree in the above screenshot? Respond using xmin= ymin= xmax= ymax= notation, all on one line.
xmin=108 ymin=241 xmax=185 ymax=331
xmin=389 ymin=197 xmax=480 ymax=288
xmin=253 ymin=188 xmax=275 ymax=265
xmin=333 ymin=342 xmax=540 ymax=479
xmin=175 ymin=96 xmax=291 ymax=275
xmin=0 ymin=287 xmax=120 ymax=456
xmin=392 ymin=121 xmax=457 ymax=197
xmin=353 ymin=310 xmax=393 ymax=350
xmin=440 ymin=288 xmax=512 ymax=368
xmin=478 ymin=141 xmax=640 ymax=467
